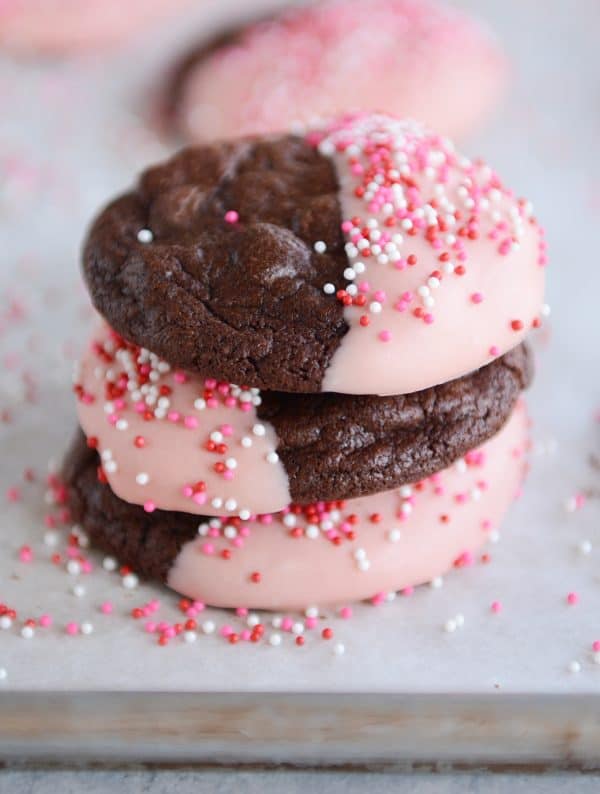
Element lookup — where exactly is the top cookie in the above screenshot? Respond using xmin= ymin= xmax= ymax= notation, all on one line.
xmin=84 ymin=113 xmax=546 ymax=395
xmin=168 ymin=0 xmax=507 ymax=143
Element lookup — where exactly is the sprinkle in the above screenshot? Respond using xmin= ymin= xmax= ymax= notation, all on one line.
xmin=314 ymin=241 xmax=327 ymax=254
xmin=137 ymin=229 xmax=153 ymax=244
xmin=224 ymin=210 xmax=239 ymax=224
xmin=568 ymin=660 xmax=581 ymax=674
xmin=135 ymin=472 xmax=149 ymax=486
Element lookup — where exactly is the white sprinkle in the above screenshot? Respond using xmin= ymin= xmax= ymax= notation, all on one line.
xmin=333 ymin=643 xmax=346 ymax=656
xmin=343 ymin=267 xmax=356 ymax=281
xmin=211 ymin=497 xmax=223 ymax=509
xmin=305 ymin=606 xmax=319 ymax=618
xmin=353 ymin=548 xmax=367 ymax=561
xmin=0 ymin=617 xmax=12 ymax=630
xmin=115 ymin=419 xmax=128 ymax=431
xmin=202 ymin=620 xmax=215 ymax=635
xmin=253 ymin=424 xmax=266 ymax=437
xmin=137 ymin=228 xmax=154 ymax=243
xmin=444 ymin=619 xmax=457 ymax=633
xmin=44 ymin=530 xmax=59 ymax=547
xmin=455 ymin=613 xmax=465 ymax=628
xmin=21 ymin=625 xmax=34 ymax=639
xmin=0 ymin=668 xmax=7 ymax=681
xmin=224 ymin=498 xmax=237 ymax=512
xmin=241 ymin=436 xmax=253 ymax=448
xmin=388 ymin=529 xmax=401 ymax=543
xmin=358 ymin=559 xmax=371 ymax=572
xmin=579 ymin=540 xmax=592 ymax=555
xmin=399 ymin=485 xmax=413 ymax=498
xmin=210 ymin=431 xmax=223 ymax=443
xmin=314 ymin=240 xmax=327 ymax=254
xmin=193 ymin=398 xmax=206 ymax=411
xmin=431 ymin=577 xmax=444 ymax=589
xmin=135 ymin=472 xmax=149 ymax=486
xmin=283 ymin=514 xmax=297 ymax=528
xmin=103 ymin=556 xmax=117 ymax=572
xmin=568 ymin=660 xmax=581 ymax=674
xmin=305 ymin=525 xmax=319 ymax=539
xmin=593 ymin=651 xmax=600 ymax=665
xmin=122 ymin=573 xmax=139 ymax=590
xmin=81 ymin=622 xmax=94 ymax=635
xmin=183 ymin=630 xmax=197 ymax=644
xmin=104 ymin=460 xmax=117 ymax=474
xmin=269 ymin=633 xmax=282 ymax=647
xmin=271 ymin=616 xmax=282 ymax=628
xmin=323 ymin=283 xmax=335 ymax=295
xmin=67 ymin=560 xmax=81 ymax=576
xmin=266 ymin=451 xmax=279 ymax=464
xmin=225 ymin=458 xmax=237 ymax=470
xmin=292 ymin=622 xmax=304 ymax=635
xmin=239 ymin=509 xmax=251 ymax=521
xmin=369 ymin=301 xmax=382 ymax=314
xmin=72 ymin=584 xmax=86 ymax=598
xmin=541 ymin=303 xmax=551 ymax=317
xmin=246 ymin=614 xmax=260 ymax=628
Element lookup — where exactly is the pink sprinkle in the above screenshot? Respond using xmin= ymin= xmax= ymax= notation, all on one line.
xmin=145 ymin=621 xmax=157 ymax=633
xmin=192 ymin=601 xmax=205 ymax=611
xmin=184 ymin=416 xmax=198 ymax=429
xmin=236 ymin=607 xmax=248 ymax=617
xmin=423 ymin=313 xmax=434 ymax=324
xmin=38 ymin=614 xmax=52 ymax=628
xmin=471 ymin=292 xmax=484 ymax=304
xmin=202 ymin=543 xmax=215 ymax=556
xmin=192 ymin=492 xmax=207 ymax=505
xmin=281 ymin=617 xmax=293 ymax=631
xmin=65 ymin=622 xmax=79 ymax=636
xmin=173 ymin=372 xmax=187 ymax=384
xmin=402 ymin=586 xmax=414 ymax=596
xmin=490 ymin=601 xmax=502 ymax=614
xmin=143 ymin=501 xmax=156 ymax=513
xmin=182 ymin=485 xmax=193 ymax=498
xmin=18 ymin=545 xmax=33 ymax=563
xmin=339 ymin=606 xmax=353 ymax=620
xmin=379 ymin=329 xmax=392 ymax=342
xmin=6 ymin=487 xmax=21 ymax=502
xmin=223 ymin=470 xmax=234 ymax=481
xmin=592 ymin=641 xmax=600 ymax=652
xmin=567 ymin=592 xmax=579 ymax=605
xmin=220 ymin=624 xmax=233 ymax=637
xmin=489 ymin=345 xmax=500 ymax=356
xmin=100 ymin=601 xmax=113 ymax=615
xmin=305 ymin=617 xmax=318 ymax=630
xmin=224 ymin=210 xmax=239 ymax=224
xmin=220 ymin=424 xmax=234 ymax=437
xmin=241 ymin=629 xmax=252 ymax=641
xmin=373 ymin=290 xmax=386 ymax=302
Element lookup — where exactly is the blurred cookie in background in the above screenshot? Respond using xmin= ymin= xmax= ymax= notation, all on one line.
xmin=0 ymin=0 xmax=197 ymax=55
xmin=166 ymin=0 xmax=509 ymax=143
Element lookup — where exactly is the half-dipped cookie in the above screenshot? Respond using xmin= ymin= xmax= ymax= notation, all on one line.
xmin=74 ymin=322 xmax=531 ymax=516
xmin=64 ymin=401 xmax=529 ymax=610
xmin=83 ymin=113 xmax=546 ymax=395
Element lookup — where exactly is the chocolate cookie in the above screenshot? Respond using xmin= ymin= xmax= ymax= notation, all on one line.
xmin=75 ymin=322 xmax=531 ymax=514
xmin=63 ymin=402 xmax=529 ymax=610
xmin=83 ymin=114 xmax=546 ymax=395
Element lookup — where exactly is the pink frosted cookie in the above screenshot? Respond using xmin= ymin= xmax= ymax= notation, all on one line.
xmin=74 ymin=322 xmax=531 ymax=517
xmin=169 ymin=0 xmax=508 ymax=143
xmin=0 ymin=0 xmax=194 ymax=54
xmin=64 ymin=400 xmax=529 ymax=610
xmin=84 ymin=113 xmax=546 ymax=395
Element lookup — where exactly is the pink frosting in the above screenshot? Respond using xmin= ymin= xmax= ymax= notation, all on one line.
xmin=168 ymin=400 xmax=529 ymax=610
xmin=313 ymin=114 xmax=546 ymax=394
xmin=178 ymin=0 xmax=507 ymax=143
xmin=0 ymin=0 xmax=194 ymax=53
xmin=75 ymin=323 xmax=290 ymax=518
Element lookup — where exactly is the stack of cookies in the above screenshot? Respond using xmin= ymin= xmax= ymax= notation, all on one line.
xmin=64 ymin=113 xmax=545 ymax=610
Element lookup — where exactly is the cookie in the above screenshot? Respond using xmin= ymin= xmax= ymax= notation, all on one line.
xmin=167 ymin=0 xmax=507 ymax=143
xmin=83 ymin=113 xmax=546 ymax=395
xmin=0 ymin=0 xmax=194 ymax=54
xmin=64 ymin=401 xmax=529 ymax=610
xmin=74 ymin=322 xmax=531 ymax=516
